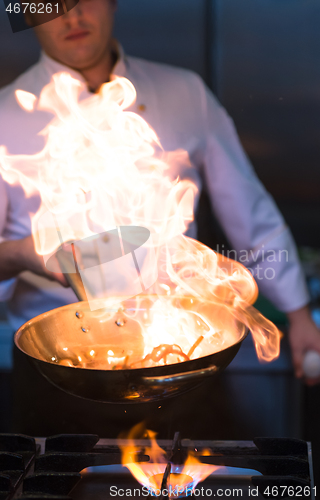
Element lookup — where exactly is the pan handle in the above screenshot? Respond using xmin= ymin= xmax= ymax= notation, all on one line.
xmin=56 ymin=248 xmax=87 ymax=302
xmin=142 ymin=365 xmax=218 ymax=385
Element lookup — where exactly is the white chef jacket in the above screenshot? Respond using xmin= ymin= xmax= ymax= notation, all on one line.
xmin=0 ymin=48 xmax=309 ymax=331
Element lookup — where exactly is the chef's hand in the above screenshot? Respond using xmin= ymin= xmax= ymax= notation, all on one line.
xmin=0 ymin=236 xmax=68 ymax=287
xmin=287 ymin=305 xmax=320 ymax=386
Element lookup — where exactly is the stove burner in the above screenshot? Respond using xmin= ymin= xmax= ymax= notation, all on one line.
xmin=0 ymin=434 xmax=315 ymax=500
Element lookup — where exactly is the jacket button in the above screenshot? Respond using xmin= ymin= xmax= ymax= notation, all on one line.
xmin=138 ymin=104 xmax=146 ymax=112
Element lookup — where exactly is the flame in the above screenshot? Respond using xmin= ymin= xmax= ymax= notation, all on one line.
xmin=119 ymin=424 xmax=219 ymax=495
xmin=15 ymin=90 xmax=37 ymax=112
xmin=0 ymin=72 xmax=280 ymax=365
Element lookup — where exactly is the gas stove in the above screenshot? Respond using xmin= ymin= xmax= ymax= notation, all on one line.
xmin=0 ymin=434 xmax=315 ymax=500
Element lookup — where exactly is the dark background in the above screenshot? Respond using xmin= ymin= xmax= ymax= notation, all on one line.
xmin=0 ymin=0 xmax=320 ymax=484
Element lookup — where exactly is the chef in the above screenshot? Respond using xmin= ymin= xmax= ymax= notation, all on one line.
xmin=0 ymin=0 xmax=320 ymax=429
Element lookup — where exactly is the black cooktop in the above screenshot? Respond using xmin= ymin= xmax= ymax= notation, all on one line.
xmin=0 ymin=434 xmax=315 ymax=500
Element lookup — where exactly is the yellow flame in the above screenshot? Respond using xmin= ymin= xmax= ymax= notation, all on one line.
xmin=119 ymin=424 xmax=219 ymax=493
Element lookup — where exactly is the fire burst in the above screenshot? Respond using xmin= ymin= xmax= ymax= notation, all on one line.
xmin=0 ymin=72 xmax=280 ymax=368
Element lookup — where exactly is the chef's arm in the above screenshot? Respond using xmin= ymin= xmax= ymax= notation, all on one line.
xmin=199 ymin=85 xmax=320 ymax=383
xmin=0 ymin=236 xmax=68 ymax=286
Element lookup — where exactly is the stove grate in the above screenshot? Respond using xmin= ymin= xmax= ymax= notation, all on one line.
xmin=0 ymin=434 xmax=315 ymax=500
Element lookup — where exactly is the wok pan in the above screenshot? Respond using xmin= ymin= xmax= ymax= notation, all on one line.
xmin=14 ymin=299 xmax=249 ymax=403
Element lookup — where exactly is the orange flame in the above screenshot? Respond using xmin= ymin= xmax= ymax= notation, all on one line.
xmin=119 ymin=424 xmax=219 ymax=495
xmin=0 ymin=72 xmax=280 ymax=365
xmin=15 ymin=90 xmax=37 ymax=112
